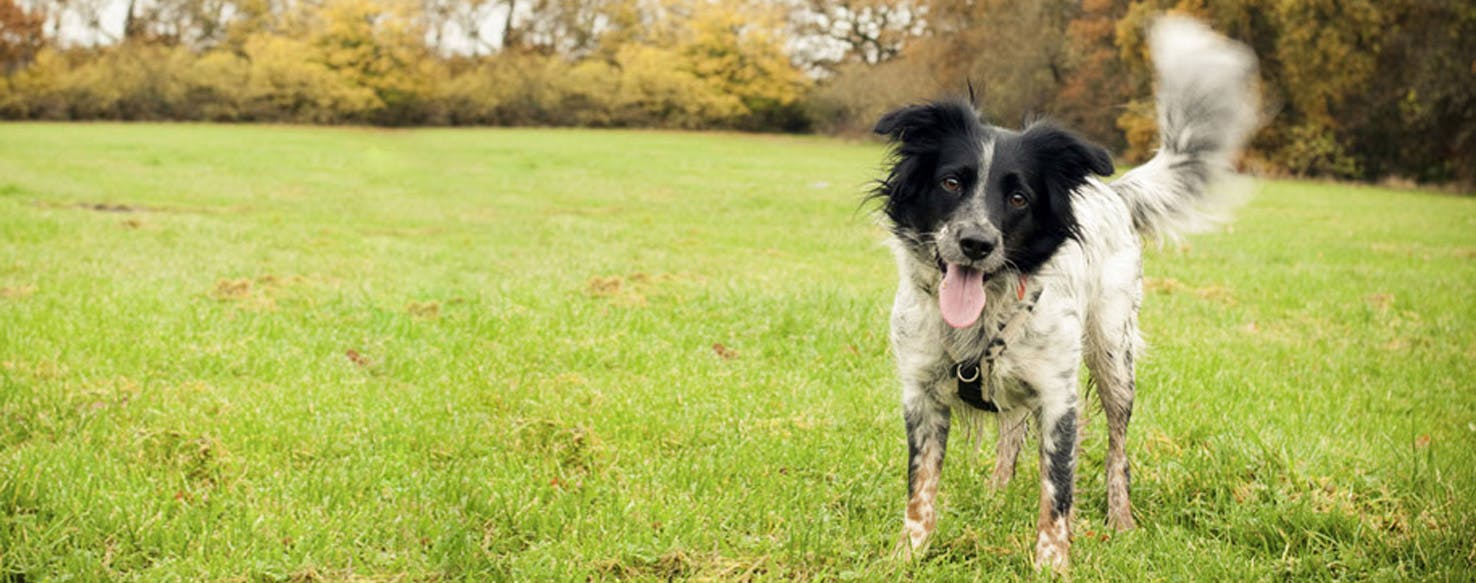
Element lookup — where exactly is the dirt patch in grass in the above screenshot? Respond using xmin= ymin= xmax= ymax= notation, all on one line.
xmin=711 ymin=343 xmax=739 ymax=360
xmin=585 ymin=274 xmax=644 ymax=306
xmin=585 ymin=272 xmax=689 ymax=307
xmin=133 ymin=427 xmax=231 ymax=487
xmin=513 ymin=418 xmax=603 ymax=475
xmin=1145 ymin=277 xmax=1236 ymax=304
xmin=212 ymin=278 xmax=254 ymax=301
xmin=593 ymin=550 xmax=771 ymax=580
xmin=210 ymin=274 xmax=321 ymax=310
xmin=1 ymin=285 xmax=36 ymax=299
xmin=344 ymin=349 xmax=371 ymax=367
xmin=32 ymin=200 xmax=250 ymax=216
xmin=406 ymin=301 xmax=440 ymax=319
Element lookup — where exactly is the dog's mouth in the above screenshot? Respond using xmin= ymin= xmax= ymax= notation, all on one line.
xmin=935 ymin=255 xmax=989 ymax=329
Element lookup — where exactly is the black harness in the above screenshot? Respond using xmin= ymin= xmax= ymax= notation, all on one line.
xmin=951 ymin=360 xmax=997 ymax=412
xmin=949 ymin=274 xmax=1034 ymax=413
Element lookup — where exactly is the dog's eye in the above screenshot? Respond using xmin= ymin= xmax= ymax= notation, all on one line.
xmin=1008 ymin=192 xmax=1029 ymax=209
xmin=940 ymin=177 xmax=962 ymax=193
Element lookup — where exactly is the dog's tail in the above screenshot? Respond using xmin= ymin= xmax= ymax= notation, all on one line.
xmin=1111 ymin=16 xmax=1260 ymax=241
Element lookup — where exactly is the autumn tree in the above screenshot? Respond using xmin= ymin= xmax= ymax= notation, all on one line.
xmin=1344 ymin=0 xmax=1476 ymax=183
xmin=809 ymin=0 xmax=1081 ymax=134
xmin=119 ymin=0 xmax=238 ymax=47
xmin=681 ymin=1 xmax=810 ymax=129
xmin=1052 ymin=0 xmax=1132 ymax=150
xmin=511 ymin=0 xmax=605 ymax=55
xmin=0 ymin=0 xmax=45 ymax=73
xmin=791 ymin=0 xmax=925 ymax=73
xmin=312 ymin=0 xmax=440 ymax=123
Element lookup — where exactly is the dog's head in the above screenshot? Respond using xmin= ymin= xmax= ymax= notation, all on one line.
xmin=872 ymin=100 xmax=1112 ymax=327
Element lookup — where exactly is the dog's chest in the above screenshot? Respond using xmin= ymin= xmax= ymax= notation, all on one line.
xmin=938 ymin=285 xmax=1046 ymax=409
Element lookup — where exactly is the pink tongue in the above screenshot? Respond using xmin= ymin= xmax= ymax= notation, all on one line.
xmin=939 ymin=263 xmax=986 ymax=328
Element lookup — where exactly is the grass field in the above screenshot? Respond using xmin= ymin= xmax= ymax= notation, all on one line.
xmin=1 ymin=123 xmax=1473 ymax=580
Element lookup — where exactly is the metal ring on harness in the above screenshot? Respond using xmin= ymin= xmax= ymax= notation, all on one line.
xmin=956 ymin=364 xmax=980 ymax=383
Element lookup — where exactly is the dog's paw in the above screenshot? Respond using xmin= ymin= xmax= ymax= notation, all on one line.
xmin=1107 ymin=511 xmax=1137 ymax=532
xmin=1034 ymin=533 xmax=1071 ymax=574
xmin=1033 ymin=547 xmax=1070 ymax=574
xmin=891 ymin=531 xmax=929 ymax=562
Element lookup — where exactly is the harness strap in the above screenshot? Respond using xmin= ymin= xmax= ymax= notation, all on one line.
xmin=953 ymin=273 xmax=1029 ymax=412
xmin=952 ymin=361 xmax=997 ymax=412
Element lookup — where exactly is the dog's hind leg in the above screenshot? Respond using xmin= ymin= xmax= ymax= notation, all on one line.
xmin=896 ymin=391 xmax=950 ymax=560
xmin=991 ymin=407 xmax=1029 ymax=489
xmin=1093 ymin=344 xmax=1138 ymax=531
xmin=1087 ymin=284 xmax=1141 ymax=531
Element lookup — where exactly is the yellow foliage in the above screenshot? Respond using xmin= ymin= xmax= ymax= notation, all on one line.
xmin=467 ymin=52 xmax=586 ymax=125
xmin=18 ymin=45 xmax=196 ymax=119
xmin=677 ymin=1 xmax=809 ymax=127
xmin=314 ymin=0 xmax=427 ymax=101
xmin=242 ymin=34 xmax=379 ymax=122
xmin=590 ymin=0 xmax=809 ymax=128
xmin=1265 ymin=0 xmax=1383 ymax=128
xmin=611 ymin=43 xmax=743 ymax=128
xmin=188 ymin=51 xmax=249 ymax=120
xmin=0 ymin=47 xmax=66 ymax=117
xmin=0 ymin=0 xmax=812 ymax=129
xmin=1115 ymin=98 xmax=1159 ymax=164
xmin=437 ymin=63 xmax=504 ymax=124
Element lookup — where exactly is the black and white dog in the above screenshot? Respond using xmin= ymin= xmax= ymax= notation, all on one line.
xmin=872 ymin=17 xmax=1258 ymax=570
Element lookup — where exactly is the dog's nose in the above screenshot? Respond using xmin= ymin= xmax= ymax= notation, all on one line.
xmin=959 ymin=230 xmax=998 ymax=260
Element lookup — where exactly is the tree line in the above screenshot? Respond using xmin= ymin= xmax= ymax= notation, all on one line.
xmin=1 ymin=0 xmax=1471 ymax=184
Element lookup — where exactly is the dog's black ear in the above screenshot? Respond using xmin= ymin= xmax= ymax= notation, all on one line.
xmin=874 ymin=101 xmax=980 ymax=145
xmin=1022 ymin=123 xmax=1114 ymax=186
xmin=873 ymin=104 xmax=933 ymax=141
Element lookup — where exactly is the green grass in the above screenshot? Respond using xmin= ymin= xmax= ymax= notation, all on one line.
xmin=0 ymin=123 xmax=1473 ymax=580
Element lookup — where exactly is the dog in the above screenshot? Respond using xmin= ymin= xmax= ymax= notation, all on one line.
xmin=871 ymin=17 xmax=1259 ymax=570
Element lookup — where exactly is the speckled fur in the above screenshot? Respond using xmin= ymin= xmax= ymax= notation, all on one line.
xmin=880 ymin=17 xmax=1259 ymax=572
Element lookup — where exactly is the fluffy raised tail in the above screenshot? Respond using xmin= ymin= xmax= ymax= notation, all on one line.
xmin=1112 ymin=16 xmax=1260 ymax=241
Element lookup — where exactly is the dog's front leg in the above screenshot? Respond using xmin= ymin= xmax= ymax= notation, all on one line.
xmin=1034 ymin=392 xmax=1078 ymax=572
xmin=896 ymin=390 xmax=950 ymax=560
